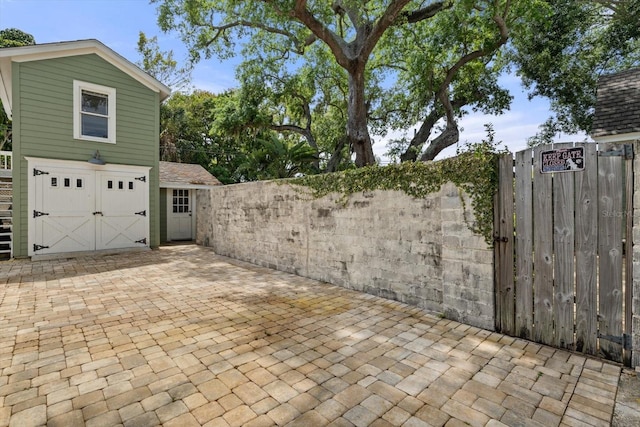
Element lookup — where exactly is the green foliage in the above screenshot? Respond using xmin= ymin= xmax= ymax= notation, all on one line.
xmin=154 ymin=0 xmax=533 ymax=166
xmin=237 ymin=136 xmax=319 ymax=180
xmin=509 ymin=0 xmax=640 ymax=137
xmin=0 ymin=28 xmax=35 ymax=48
xmin=290 ymin=127 xmax=506 ymax=245
xmin=136 ymin=31 xmax=192 ymax=92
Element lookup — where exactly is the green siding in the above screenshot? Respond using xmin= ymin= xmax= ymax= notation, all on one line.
xmin=160 ymin=188 xmax=167 ymax=243
xmin=12 ymin=54 xmax=161 ymax=257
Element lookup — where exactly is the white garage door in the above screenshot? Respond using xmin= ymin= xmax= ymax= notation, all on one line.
xmin=96 ymin=171 xmax=148 ymax=250
xmin=29 ymin=159 xmax=149 ymax=256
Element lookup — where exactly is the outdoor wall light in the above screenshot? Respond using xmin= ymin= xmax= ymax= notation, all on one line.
xmin=88 ymin=150 xmax=106 ymax=165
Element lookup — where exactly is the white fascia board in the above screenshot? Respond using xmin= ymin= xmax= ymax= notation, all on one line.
xmin=0 ymin=58 xmax=12 ymax=118
xmin=25 ymin=156 xmax=152 ymax=173
xmin=0 ymin=40 xmax=171 ymax=101
xmin=160 ymin=182 xmax=219 ymax=190
xmin=592 ymin=132 xmax=640 ymax=144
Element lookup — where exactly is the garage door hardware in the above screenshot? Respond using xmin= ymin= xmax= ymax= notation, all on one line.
xmin=135 ymin=176 xmax=146 ymax=182
xmin=33 ymin=210 xmax=49 ymax=218
xmin=33 ymin=244 xmax=49 ymax=252
xmin=93 ymin=211 xmax=103 ymax=216
xmin=135 ymin=210 xmax=146 ymax=216
xmin=135 ymin=238 xmax=147 ymax=244
xmin=33 ymin=168 xmax=49 ymax=176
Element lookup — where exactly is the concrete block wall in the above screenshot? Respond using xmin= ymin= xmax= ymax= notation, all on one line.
xmin=197 ymin=180 xmax=495 ymax=330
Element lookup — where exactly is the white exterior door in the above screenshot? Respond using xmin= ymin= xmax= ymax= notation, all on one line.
xmin=96 ymin=171 xmax=149 ymax=250
xmin=32 ymin=166 xmax=96 ymax=255
xmin=167 ymin=188 xmax=193 ymax=241
xmin=28 ymin=158 xmax=150 ymax=256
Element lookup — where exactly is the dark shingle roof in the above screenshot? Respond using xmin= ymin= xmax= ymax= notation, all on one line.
xmin=159 ymin=161 xmax=221 ymax=186
xmin=592 ymin=67 xmax=640 ymax=138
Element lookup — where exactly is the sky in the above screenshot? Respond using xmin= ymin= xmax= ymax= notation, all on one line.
xmin=0 ymin=0 xmax=591 ymax=161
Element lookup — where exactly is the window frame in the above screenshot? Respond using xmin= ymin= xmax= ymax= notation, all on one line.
xmin=73 ymin=80 xmax=116 ymax=144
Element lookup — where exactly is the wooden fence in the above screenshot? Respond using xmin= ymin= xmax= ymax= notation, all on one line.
xmin=495 ymin=143 xmax=633 ymax=365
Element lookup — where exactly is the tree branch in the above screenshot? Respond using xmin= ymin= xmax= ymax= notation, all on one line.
xmin=401 ymin=1 xmax=449 ymax=23
xmin=290 ymin=0 xmax=352 ymax=68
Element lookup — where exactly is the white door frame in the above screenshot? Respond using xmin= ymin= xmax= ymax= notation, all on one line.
xmin=27 ymin=157 xmax=150 ymax=256
xmin=166 ymin=187 xmax=196 ymax=241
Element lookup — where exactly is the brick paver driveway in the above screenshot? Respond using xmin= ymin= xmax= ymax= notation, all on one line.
xmin=0 ymin=245 xmax=622 ymax=426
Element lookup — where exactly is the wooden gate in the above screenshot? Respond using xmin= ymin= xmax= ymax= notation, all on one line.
xmin=495 ymin=142 xmax=634 ymax=365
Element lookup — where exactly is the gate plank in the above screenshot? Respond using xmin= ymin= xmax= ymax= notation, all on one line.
xmin=575 ymin=143 xmax=598 ymax=355
xmin=598 ymin=148 xmax=624 ymax=363
xmin=515 ymin=149 xmax=533 ymax=339
xmin=552 ymin=143 xmax=575 ymax=349
xmin=533 ymin=145 xmax=554 ymax=345
xmin=496 ymin=153 xmax=515 ymax=334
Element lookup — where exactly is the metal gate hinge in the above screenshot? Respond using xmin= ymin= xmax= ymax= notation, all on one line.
xmin=135 ymin=210 xmax=146 ymax=216
xmin=598 ymin=144 xmax=634 ymax=159
xmin=33 ymin=244 xmax=49 ymax=252
xmin=33 ymin=210 xmax=49 ymax=218
xmin=598 ymin=333 xmax=632 ymax=350
xmin=135 ymin=176 xmax=146 ymax=182
xmin=135 ymin=238 xmax=147 ymax=245
xmin=33 ymin=168 xmax=49 ymax=176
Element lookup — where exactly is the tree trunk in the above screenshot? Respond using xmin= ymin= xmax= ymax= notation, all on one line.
xmin=347 ymin=70 xmax=376 ymax=167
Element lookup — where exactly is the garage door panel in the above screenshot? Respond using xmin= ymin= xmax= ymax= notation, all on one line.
xmin=38 ymin=216 xmax=95 ymax=254
xmin=30 ymin=159 xmax=149 ymax=256
xmin=96 ymin=171 xmax=148 ymax=250
xmin=33 ymin=167 xmax=96 ymax=255
xmin=97 ymin=216 xmax=147 ymax=250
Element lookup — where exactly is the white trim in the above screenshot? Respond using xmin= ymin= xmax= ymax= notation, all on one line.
xmin=166 ymin=188 xmax=195 ymax=241
xmin=160 ymin=182 xmax=218 ymax=190
xmin=0 ymin=58 xmax=12 ymax=119
xmin=0 ymin=40 xmax=170 ymax=117
xmin=73 ymin=80 xmax=116 ymax=144
xmin=0 ymin=40 xmax=170 ymax=99
xmin=24 ymin=156 xmax=151 ymax=173
xmin=593 ymin=132 xmax=640 ymax=144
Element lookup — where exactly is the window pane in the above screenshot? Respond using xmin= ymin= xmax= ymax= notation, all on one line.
xmin=81 ymin=114 xmax=108 ymax=138
xmin=51 ymin=177 xmax=57 ymax=187
xmin=76 ymin=179 xmax=83 ymax=188
xmin=118 ymin=181 xmax=124 ymax=190
xmin=108 ymin=180 xmax=113 ymax=189
xmin=173 ymin=206 xmax=177 ymax=213
xmin=173 ymin=190 xmax=177 ymax=197
xmin=129 ymin=182 xmax=134 ymax=190
xmin=81 ymin=90 xmax=108 ymax=115
xmin=64 ymin=178 xmax=70 ymax=187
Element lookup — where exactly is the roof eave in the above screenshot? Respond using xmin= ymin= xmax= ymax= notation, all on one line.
xmin=592 ymin=132 xmax=640 ymax=144
xmin=0 ymin=39 xmax=171 ymax=104
xmin=160 ymin=182 xmax=220 ymax=189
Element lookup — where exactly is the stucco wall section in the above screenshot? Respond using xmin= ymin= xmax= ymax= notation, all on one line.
xmin=197 ymin=180 xmax=495 ymax=330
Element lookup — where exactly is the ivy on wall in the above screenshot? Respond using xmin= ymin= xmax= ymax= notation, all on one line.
xmin=288 ymin=139 xmax=505 ymax=246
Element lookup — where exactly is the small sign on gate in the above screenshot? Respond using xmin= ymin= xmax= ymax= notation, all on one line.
xmin=540 ymin=147 xmax=585 ymax=173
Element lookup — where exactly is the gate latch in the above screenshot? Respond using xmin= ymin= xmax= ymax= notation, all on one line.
xmin=494 ymin=236 xmax=509 ymax=243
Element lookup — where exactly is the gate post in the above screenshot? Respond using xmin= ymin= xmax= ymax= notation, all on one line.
xmin=494 ymin=153 xmax=514 ymax=334
xmin=631 ymin=141 xmax=640 ymax=367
